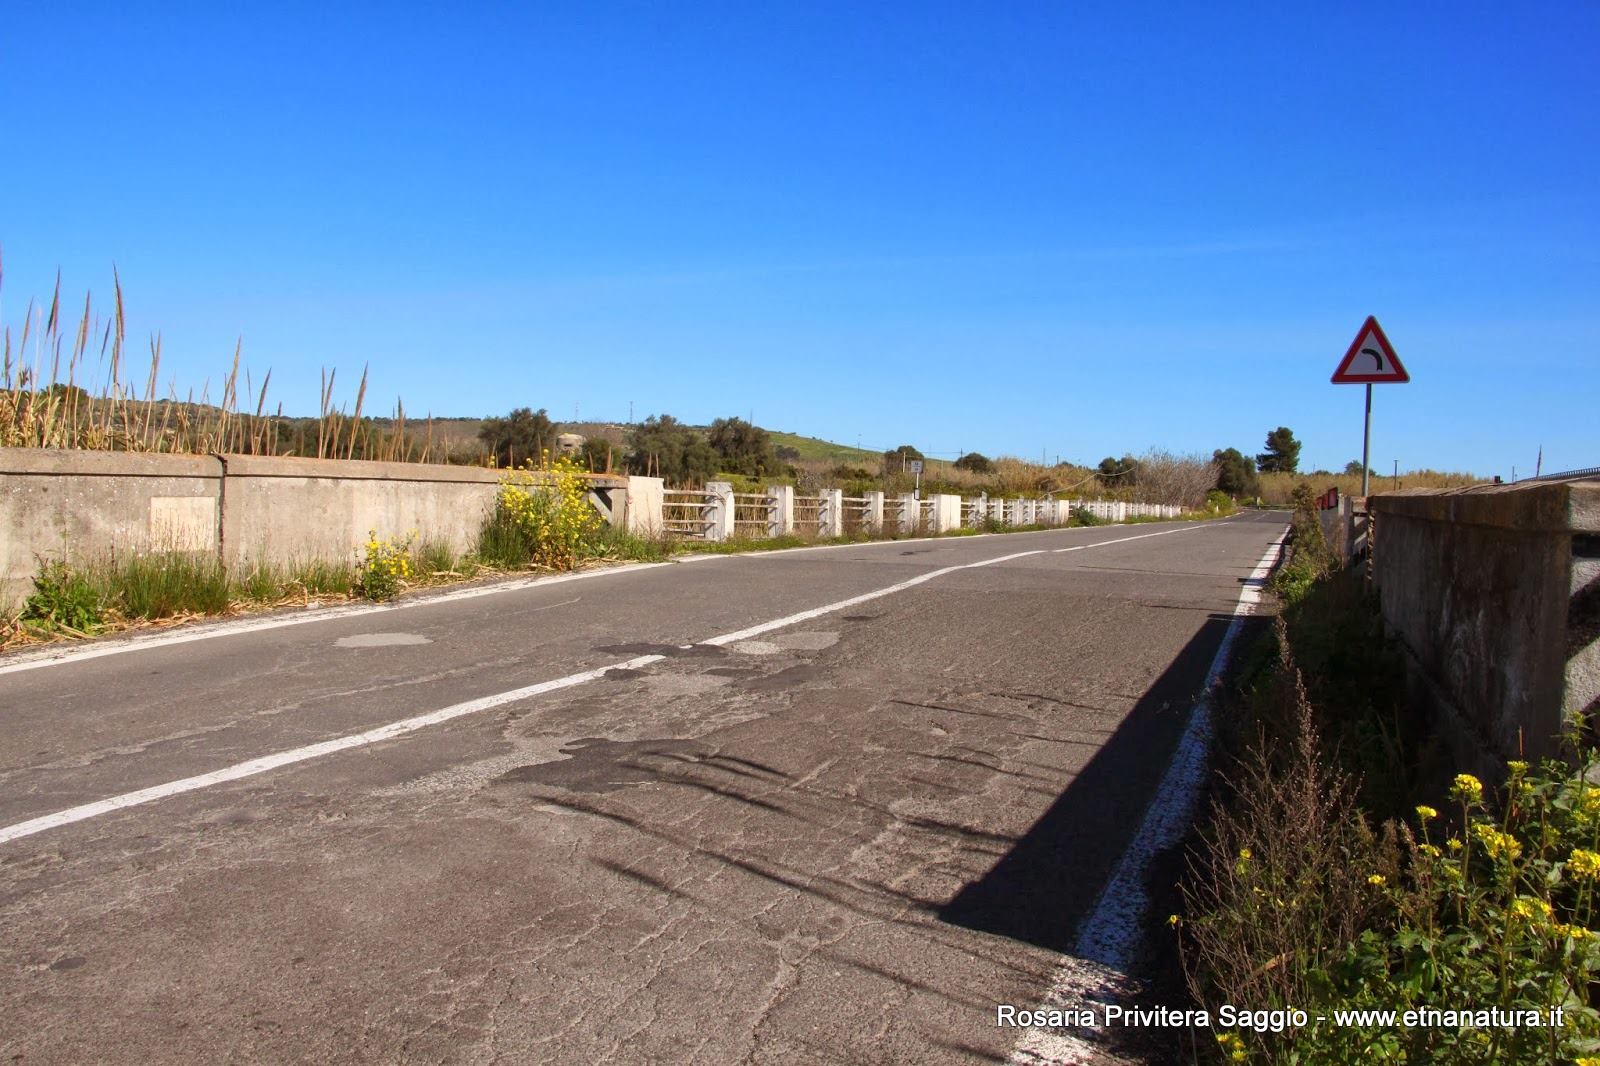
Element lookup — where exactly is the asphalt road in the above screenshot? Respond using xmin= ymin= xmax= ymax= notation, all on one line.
xmin=1 ymin=512 xmax=1286 ymax=1065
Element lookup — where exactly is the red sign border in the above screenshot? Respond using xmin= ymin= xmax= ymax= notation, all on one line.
xmin=1331 ymin=315 xmax=1409 ymax=384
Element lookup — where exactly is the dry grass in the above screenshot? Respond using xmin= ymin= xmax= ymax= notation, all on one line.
xmin=1258 ymin=469 xmax=1483 ymax=505
xmin=1 ymin=262 xmax=443 ymax=462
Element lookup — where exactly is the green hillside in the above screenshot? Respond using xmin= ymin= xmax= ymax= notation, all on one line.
xmin=766 ymin=431 xmax=881 ymax=465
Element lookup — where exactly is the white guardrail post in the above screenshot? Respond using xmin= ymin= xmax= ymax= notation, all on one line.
xmin=821 ymin=489 xmax=844 ymax=537
xmin=706 ymin=481 xmax=734 ymax=541
xmin=767 ymin=485 xmax=794 ymax=537
xmin=863 ymin=490 xmax=884 ymax=532
xmin=898 ymin=493 xmax=918 ymax=534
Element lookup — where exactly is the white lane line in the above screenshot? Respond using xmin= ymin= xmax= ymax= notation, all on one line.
xmin=1008 ymin=527 xmax=1289 ymax=1066
xmin=0 ymin=654 xmax=666 ymax=846
xmin=0 ymin=548 xmax=1048 ymax=846
xmin=700 ymin=549 xmax=1045 ymax=647
xmin=1051 ymin=524 xmax=1208 ymax=552
xmin=0 ymin=563 xmax=674 ymax=677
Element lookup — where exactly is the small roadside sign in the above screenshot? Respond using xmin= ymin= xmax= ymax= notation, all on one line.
xmin=1332 ymin=315 xmax=1409 ymax=384
xmin=909 ymin=460 xmax=923 ymax=475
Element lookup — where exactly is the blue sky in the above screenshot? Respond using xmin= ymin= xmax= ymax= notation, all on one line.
xmin=3 ymin=2 xmax=1596 ymax=477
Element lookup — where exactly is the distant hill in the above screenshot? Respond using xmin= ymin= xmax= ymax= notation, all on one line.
xmin=766 ymin=431 xmax=881 ymax=465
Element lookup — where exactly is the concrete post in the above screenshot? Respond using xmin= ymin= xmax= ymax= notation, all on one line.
xmin=767 ymin=485 xmax=794 ymax=537
xmin=625 ymin=476 xmax=665 ymax=536
xmin=988 ymin=499 xmax=1004 ymax=524
xmin=1006 ymin=499 xmax=1023 ymax=526
xmin=1113 ymin=501 xmax=1127 ymax=523
xmin=821 ymin=489 xmax=844 ymax=537
xmin=898 ymin=494 xmax=918 ymax=534
xmin=863 ymin=490 xmax=884 ymax=532
xmin=1023 ymin=500 xmax=1037 ymax=525
xmin=931 ymin=494 xmax=962 ymax=533
xmin=706 ymin=481 xmax=734 ymax=541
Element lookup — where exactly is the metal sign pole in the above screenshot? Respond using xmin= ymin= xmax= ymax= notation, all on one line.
xmin=1361 ymin=384 xmax=1372 ymax=497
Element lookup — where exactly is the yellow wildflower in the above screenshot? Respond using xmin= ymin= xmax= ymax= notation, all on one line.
xmin=1415 ymin=805 xmax=1438 ymax=822
xmin=1368 ymin=874 xmax=1386 ymax=886
xmin=1452 ymin=774 xmax=1483 ymax=804
xmin=1471 ymin=823 xmax=1522 ymax=861
xmin=1569 ymin=849 xmax=1600 ymax=880
xmin=1509 ymin=896 xmax=1553 ymax=923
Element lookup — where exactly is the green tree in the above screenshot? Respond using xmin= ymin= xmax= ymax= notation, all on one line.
xmin=1257 ymin=427 xmax=1302 ymax=474
xmin=1097 ymin=455 xmax=1141 ymax=486
xmin=1213 ymin=447 xmax=1261 ymax=498
xmin=954 ymin=451 xmax=993 ymax=473
xmin=478 ymin=407 xmax=557 ymax=468
xmin=706 ymin=416 xmax=781 ymax=477
xmin=625 ymin=414 xmax=718 ymax=484
xmin=1343 ymin=460 xmax=1371 ymax=477
xmin=581 ymin=436 xmax=619 ymax=473
xmin=882 ymin=444 xmax=924 ymax=472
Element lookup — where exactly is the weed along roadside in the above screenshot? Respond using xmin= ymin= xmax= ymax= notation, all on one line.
xmin=1169 ymin=486 xmax=1600 ymax=1063
xmin=1 ymin=450 xmax=1215 ymax=651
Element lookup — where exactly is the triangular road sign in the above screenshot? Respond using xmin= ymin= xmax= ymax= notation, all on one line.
xmin=1332 ymin=315 xmax=1409 ymax=383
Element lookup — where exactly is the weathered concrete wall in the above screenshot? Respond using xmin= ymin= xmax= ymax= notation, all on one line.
xmin=625 ymin=477 xmax=665 ymax=536
xmin=1 ymin=449 xmax=222 ymax=611
xmin=2 ymin=449 xmax=630 ymax=611
xmin=1371 ymin=479 xmax=1600 ymax=764
xmin=218 ymin=455 xmax=505 ymax=572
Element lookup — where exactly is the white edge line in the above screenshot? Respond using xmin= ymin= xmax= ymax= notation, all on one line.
xmin=1007 ymin=526 xmax=1289 ymax=1065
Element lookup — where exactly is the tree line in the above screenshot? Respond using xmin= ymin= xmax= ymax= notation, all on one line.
xmin=477 ymin=408 xmax=788 ymax=483
xmin=480 ymin=407 xmax=1326 ymax=504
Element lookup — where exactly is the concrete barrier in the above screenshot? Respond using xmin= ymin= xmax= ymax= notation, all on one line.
xmin=1370 ymin=478 xmax=1600 ymax=765
xmin=218 ymin=454 xmax=504 ymax=573
xmin=1 ymin=448 xmax=632 ymax=612
xmin=1 ymin=449 xmax=222 ymax=611
xmin=626 ymin=476 xmax=665 ymax=535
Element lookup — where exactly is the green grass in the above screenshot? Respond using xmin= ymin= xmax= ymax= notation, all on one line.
xmin=105 ymin=552 xmax=233 ymax=618
xmin=414 ymin=539 xmax=462 ymax=576
xmin=765 ymin=431 xmax=882 ymax=465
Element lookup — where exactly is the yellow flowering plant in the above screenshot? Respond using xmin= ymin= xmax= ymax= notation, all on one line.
xmin=480 ymin=454 xmax=604 ymax=571
xmin=357 ymin=530 xmax=414 ymax=601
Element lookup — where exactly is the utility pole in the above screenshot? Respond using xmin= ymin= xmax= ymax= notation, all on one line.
xmin=1393 ymin=458 xmax=1398 ymax=490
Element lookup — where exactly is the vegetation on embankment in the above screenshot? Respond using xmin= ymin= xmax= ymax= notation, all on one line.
xmin=1256 ymin=469 xmax=1482 ymax=507
xmin=1173 ymin=489 xmax=1600 ymax=1063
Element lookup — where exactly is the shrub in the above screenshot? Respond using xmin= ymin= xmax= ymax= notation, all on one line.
xmin=20 ymin=560 xmax=103 ymax=634
xmin=357 ymin=531 xmax=414 ymax=601
xmin=480 ymin=456 xmax=604 ymax=570
xmin=1070 ymin=506 xmax=1109 ymax=527
xmin=1202 ymin=489 xmax=1238 ymax=517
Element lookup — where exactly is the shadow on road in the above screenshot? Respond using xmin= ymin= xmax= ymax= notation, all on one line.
xmin=938 ymin=611 xmax=1265 ymax=956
